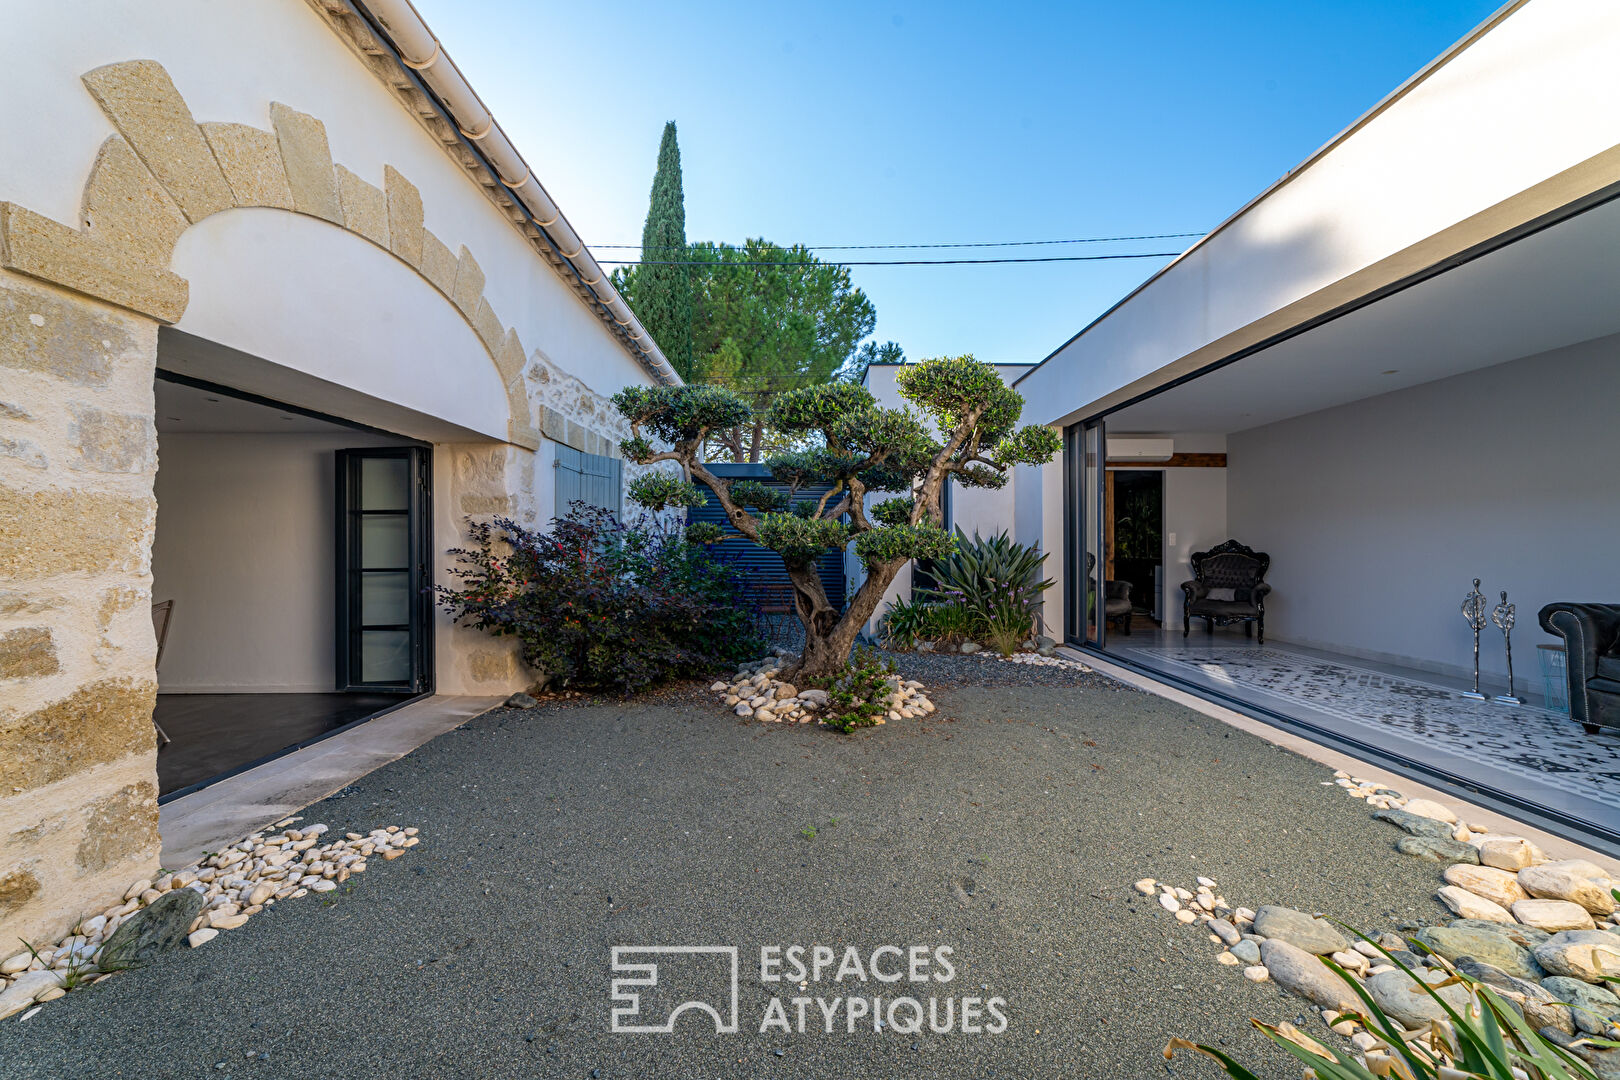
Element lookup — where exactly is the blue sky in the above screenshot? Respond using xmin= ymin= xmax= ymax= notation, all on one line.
xmin=415 ymin=1 xmax=1503 ymax=365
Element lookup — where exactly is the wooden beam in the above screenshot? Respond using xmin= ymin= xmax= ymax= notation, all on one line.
xmin=1106 ymin=452 xmax=1227 ymax=469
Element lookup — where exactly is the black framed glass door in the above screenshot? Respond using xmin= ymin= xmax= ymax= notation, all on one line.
xmin=1064 ymin=419 xmax=1106 ymax=647
xmin=336 ymin=447 xmax=433 ymax=693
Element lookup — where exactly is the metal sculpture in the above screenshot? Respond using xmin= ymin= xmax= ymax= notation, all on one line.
xmin=1493 ymin=590 xmax=1522 ymax=705
xmin=1461 ymin=578 xmax=1488 ymax=700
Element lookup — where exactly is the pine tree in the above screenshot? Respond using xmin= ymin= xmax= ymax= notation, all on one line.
xmin=629 ymin=121 xmax=694 ymax=379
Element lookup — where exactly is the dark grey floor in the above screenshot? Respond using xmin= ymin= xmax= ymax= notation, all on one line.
xmin=155 ymin=693 xmax=403 ymax=796
xmin=3 ymin=671 xmax=1448 ymax=1079
xmin=1104 ymin=625 xmax=1620 ymax=846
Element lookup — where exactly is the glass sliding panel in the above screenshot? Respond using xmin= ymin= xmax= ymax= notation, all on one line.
xmin=336 ymin=447 xmax=433 ymax=692
xmin=359 ymin=456 xmax=409 ymax=510
xmin=360 ymin=571 xmax=410 ymax=625
xmin=1083 ymin=421 xmax=1104 ymax=645
xmin=360 ymin=514 xmax=408 ymax=568
xmin=359 ymin=630 xmax=411 ymax=683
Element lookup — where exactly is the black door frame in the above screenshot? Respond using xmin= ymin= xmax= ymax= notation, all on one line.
xmin=335 ymin=446 xmax=435 ymax=694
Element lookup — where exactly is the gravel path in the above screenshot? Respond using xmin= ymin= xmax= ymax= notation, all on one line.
xmin=0 ymin=668 xmax=1447 ymax=1079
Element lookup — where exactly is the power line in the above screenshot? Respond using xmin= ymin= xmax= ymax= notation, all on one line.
xmin=593 ymin=231 xmax=1204 ymax=251
xmin=599 ymin=251 xmax=1182 ymax=267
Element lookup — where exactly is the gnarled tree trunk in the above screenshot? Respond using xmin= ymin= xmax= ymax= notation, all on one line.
xmin=784 ymin=557 xmax=905 ymax=680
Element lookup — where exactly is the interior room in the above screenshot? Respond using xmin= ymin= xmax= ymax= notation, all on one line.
xmin=1074 ymin=191 xmax=1620 ymax=844
xmin=150 ymin=373 xmax=428 ymax=798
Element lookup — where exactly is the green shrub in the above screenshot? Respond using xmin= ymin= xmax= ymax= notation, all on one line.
xmin=1167 ymin=924 xmax=1604 ymax=1080
xmin=878 ymin=595 xmax=932 ymax=649
xmin=436 ymin=505 xmax=762 ymax=694
xmin=919 ymin=529 xmax=1052 ymax=653
xmin=810 ymin=646 xmax=897 ymax=733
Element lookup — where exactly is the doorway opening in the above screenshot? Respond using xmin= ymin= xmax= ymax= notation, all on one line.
xmin=150 ymin=372 xmax=433 ymax=800
xmin=1108 ymin=470 xmax=1164 ymax=625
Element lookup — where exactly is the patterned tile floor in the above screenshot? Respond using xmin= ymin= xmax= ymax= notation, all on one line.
xmin=1114 ymin=636 xmax=1620 ymax=837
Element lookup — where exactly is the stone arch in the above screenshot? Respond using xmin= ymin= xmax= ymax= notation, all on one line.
xmin=0 ymin=59 xmax=538 ymax=448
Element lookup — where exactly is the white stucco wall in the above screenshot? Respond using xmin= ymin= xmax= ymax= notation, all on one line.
xmin=151 ymin=430 xmax=399 ymax=692
xmin=1226 ymin=333 xmax=1620 ymax=686
xmin=0 ymin=0 xmax=654 ymax=418
xmin=171 ymin=210 xmax=511 ymax=442
xmin=1015 ymin=0 xmax=1620 ymax=428
xmin=1162 ymin=467 xmax=1229 ymax=618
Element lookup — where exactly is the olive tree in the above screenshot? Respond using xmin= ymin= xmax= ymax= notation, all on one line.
xmin=613 ymin=355 xmax=1061 ymax=679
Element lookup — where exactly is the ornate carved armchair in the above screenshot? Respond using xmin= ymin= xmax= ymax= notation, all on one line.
xmin=1182 ymin=540 xmax=1271 ymax=644
xmin=1538 ymin=602 xmax=1620 ymax=735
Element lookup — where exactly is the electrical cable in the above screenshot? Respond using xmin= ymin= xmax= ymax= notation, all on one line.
xmin=592 ymin=231 xmax=1204 ymax=251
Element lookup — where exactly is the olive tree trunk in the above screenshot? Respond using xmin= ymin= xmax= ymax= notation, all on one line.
xmin=783 ymin=556 xmax=905 ymax=681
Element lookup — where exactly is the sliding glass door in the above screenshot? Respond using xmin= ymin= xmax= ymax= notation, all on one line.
xmin=1064 ymin=419 xmax=1106 ymax=647
xmin=335 ymin=447 xmax=433 ymax=693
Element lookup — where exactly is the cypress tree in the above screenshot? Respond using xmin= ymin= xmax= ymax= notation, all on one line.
xmin=634 ymin=122 xmax=694 ymax=379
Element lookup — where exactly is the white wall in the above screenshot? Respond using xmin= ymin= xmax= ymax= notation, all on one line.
xmin=0 ymin=0 xmax=654 ymax=415
xmin=1162 ymin=467 xmax=1228 ymax=616
xmin=171 ymin=211 xmax=510 ymax=443
xmin=1015 ymin=0 xmax=1620 ymax=428
xmin=151 ymin=430 xmax=397 ymax=692
xmin=1226 ymin=333 xmax=1620 ymax=684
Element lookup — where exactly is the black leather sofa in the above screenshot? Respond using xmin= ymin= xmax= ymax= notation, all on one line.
xmin=1538 ymin=602 xmax=1620 ymax=735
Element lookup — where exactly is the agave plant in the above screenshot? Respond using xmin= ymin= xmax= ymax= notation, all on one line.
xmin=1167 ymin=925 xmax=1606 ymax=1080
xmin=878 ymin=595 xmax=933 ymax=649
xmin=920 ymin=529 xmax=1052 ymax=649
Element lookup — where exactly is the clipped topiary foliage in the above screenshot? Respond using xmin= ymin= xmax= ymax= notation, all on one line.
xmin=614 ymin=354 xmax=1060 ymax=678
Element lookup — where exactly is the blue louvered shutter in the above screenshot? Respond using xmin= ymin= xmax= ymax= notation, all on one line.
xmin=555 ymin=445 xmax=622 ymax=517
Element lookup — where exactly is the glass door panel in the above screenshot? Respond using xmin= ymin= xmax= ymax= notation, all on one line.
xmin=337 ymin=447 xmax=432 ymax=692
xmin=1082 ymin=421 xmax=1104 ymax=647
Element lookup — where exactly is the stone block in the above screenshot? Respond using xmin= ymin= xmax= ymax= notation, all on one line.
xmin=538 ymin=406 xmax=567 ymax=444
xmin=0 ymin=678 xmax=157 ymax=794
xmin=0 ymin=279 xmax=139 ymax=385
xmin=507 ymin=420 xmax=540 ymax=451
xmin=80 ymin=61 xmax=233 ymax=224
xmin=459 ymin=494 xmax=512 ymax=515
xmin=471 ymin=295 xmax=504 ymax=356
xmin=70 ymin=404 xmax=154 ymax=473
xmin=0 ymin=203 xmax=188 ymax=322
xmin=0 ymin=870 xmax=41 ymax=920
xmin=0 ymin=437 xmax=46 ymax=470
xmin=269 ymin=103 xmax=342 ymax=224
xmin=0 ymin=591 xmax=54 ymax=617
xmin=451 ymin=246 xmax=484 ymax=320
xmin=0 ymin=483 xmax=152 ymax=579
xmin=200 ymin=122 xmax=294 ymax=210
xmin=383 ymin=165 xmax=423 ymax=267
xmin=494 ymin=329 xmax=525 ymax=384
xmin=79 ymin=137 xmax=188 ymax=267
xmin=467 ymin=648 xmax=516 ymax=683
xmin=419 ymin=229 xmax=457 ymax=296
xmin=0 ymin=628 xmax=58 ymax=680
xmin=75 ymin=781 xmax=160 ymax=873
xmin=334 ymin=165 xmax=388 ymax=247
xmin=563 ymin=419 xmax=585 ymax=452
xmin=504 ymin=377 xmax=529 ymax=430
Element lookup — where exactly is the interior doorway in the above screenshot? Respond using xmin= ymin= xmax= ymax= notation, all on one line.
xmin=150 ymin=372 xmax=432 ymax=799
xmin=1108 ymin=470 xmax=1164 ymax=624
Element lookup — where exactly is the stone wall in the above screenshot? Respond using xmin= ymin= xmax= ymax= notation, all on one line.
xmin=0 ymin=57 xmax=654 ymax=945
xmin=0 ymin=269 xmax=163 ymax=951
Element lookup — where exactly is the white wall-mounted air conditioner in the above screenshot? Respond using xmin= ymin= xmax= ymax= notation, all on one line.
xmin=1105 ymin=437 xmax=1175 ymax=461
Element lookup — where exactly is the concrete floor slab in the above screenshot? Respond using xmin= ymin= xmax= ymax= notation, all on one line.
xmin=158 ymin=694 xmax=502 ymax=867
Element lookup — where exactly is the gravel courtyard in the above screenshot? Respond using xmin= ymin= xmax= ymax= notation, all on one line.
xmin=0 ymin=656 xmax=1447 ymax=1079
